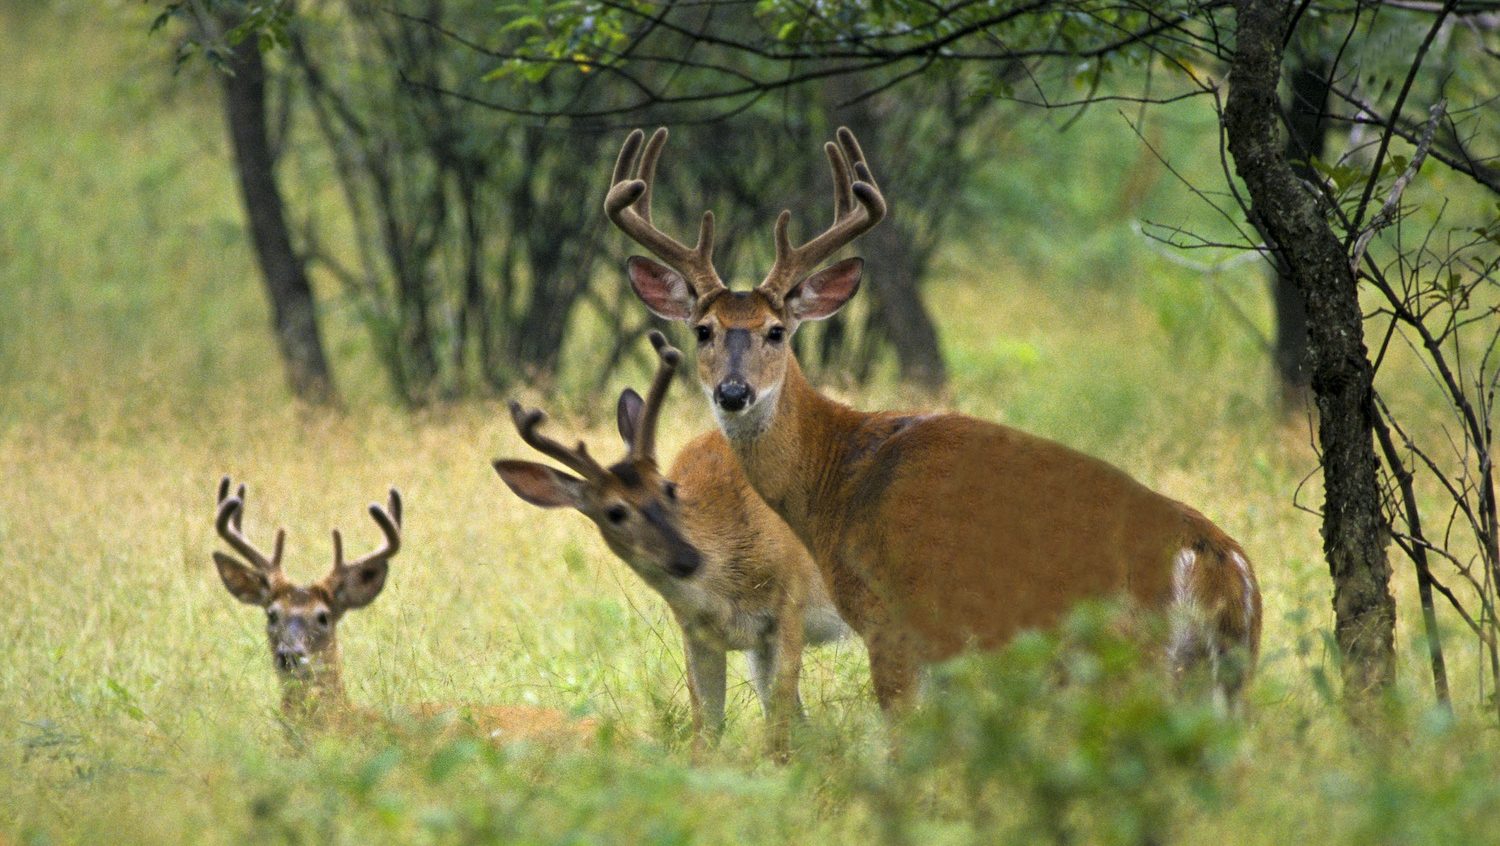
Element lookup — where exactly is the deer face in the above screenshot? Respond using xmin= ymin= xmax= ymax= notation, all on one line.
xmin=604 ymin=126 xmax=883 ymax=437
xmin=496 ymin=333 xmax=703 ymax=582
xmin=215 ymin=560 xmax=390 ymax=681
xmin=628 ymin=257 xmax=864 ymax=438
xmin=495 ymin=391 xmax=702 ymax=581
xmin=212 ymin=479 xmax=401 ymax=683
xmin=497 ymin=456 xmax=701 ymax=581
xmin=261 ymin=585 xmax=339 ymax=679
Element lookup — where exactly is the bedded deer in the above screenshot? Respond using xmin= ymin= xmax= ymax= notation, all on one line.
xmin=210 ymin=477 xmax=598 ymax=743
xmin=494 ymin=332 xmax=847 ymax=753
xmin=604 ymin=127 xmax=1262 ymax=710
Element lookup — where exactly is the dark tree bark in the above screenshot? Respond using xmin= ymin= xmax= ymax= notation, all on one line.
xmin=1270 ymin=50 xmax=1329 ymax=411
xmin=860 ymin=222 xmax=950 ymax=390
xmin=220 ymin=26 xmax=336 ymax=405
xmin=832 ymin=83 xmax=949 ymax=390
xmin=1225 ymin=0 xmax=1395 ymax=710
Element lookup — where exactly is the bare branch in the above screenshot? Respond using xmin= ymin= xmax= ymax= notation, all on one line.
xmin=1350 ymin=99 xmax=1446 ymax=274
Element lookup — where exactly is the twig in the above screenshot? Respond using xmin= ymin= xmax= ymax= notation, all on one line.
xmin=1350 ymin=99 xmax=1446 ymax=274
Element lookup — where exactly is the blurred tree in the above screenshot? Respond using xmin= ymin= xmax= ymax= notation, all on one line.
xmin=283 ymin=2 xmax=614 ymax=403
xmin=1267 ymin=41 xmax=1327 ymax=412
xmin=412 ymin=0 xmax=1013 ymax=392
xmin=153 ymin=2 xmax=336 ymax=405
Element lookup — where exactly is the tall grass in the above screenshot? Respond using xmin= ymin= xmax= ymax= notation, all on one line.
xmin=2 ymin=5 xmax=1496 ymax=845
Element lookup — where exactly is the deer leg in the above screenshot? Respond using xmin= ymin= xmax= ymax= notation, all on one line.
xmin=757 ymin=582 xmax=810 ymax=760
xmin=746 ymin=635 xmax=807 ymax=720
xmin=683 ymin=633 xmax=727 ymax=752
xmin=746 ymin=645 xmax=777 ymax=717
xmin=866 ymin=629 xmax=920 ymax=713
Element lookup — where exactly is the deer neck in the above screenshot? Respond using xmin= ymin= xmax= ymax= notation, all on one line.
xmin=724 ymin=355 xmax=856 ymax=547
xmin=279 ymin=643 xmax=348 ymax=721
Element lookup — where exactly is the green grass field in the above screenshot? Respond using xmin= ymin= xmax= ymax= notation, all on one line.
xmin=3 ymin=5 xmax=1498 ymax=845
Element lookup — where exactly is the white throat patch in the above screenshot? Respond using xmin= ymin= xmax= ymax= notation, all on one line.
xmin=710 ymin=381 xmax=782 ymax=441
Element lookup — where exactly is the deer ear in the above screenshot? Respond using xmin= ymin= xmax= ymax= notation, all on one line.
xmin=617 ymin=388 xmax=645 ymax=448
xmin=492 ymin=460 xmax=587 ymax=509
xmin=786 ymin=257 xmax=862 ymax=321
xmin=627 ymin=257 xmax=695 ymax=321
xmin=214 ymin=552 xmax=272 ymax=606
xmin=326 ymin=560 xmax=389 ymax=612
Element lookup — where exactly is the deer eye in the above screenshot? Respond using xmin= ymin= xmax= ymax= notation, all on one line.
xmin=694 ymin=325 xmax=712 ymax=344
xmin=316 ymin=611 xmax=330 ymax=627
xmin=766 ymin=326 xmax=786 ymax=343
xmin=663 ymin=482 xmax=678 ymax=501
xmin=606 ymin=505 xmax=629 ymax=524
xmin=266 ymin=609 xmax=279 ymax=625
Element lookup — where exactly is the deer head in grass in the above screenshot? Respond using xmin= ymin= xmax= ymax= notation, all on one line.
xmin=211 ymin=476 xmax=401 ymax=719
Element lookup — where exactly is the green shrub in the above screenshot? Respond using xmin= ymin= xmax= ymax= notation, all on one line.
xmin=891 ymin=602 xmax=1241 ymax=846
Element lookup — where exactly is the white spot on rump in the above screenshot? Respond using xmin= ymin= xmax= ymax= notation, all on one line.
xmin=1231 ymin=551 xmax=1256 ymax=636
xmin=1172 ymin=548 xmax=1197 ymax=604
xmin=1168 ymin=547 xmax=1216 ymax=685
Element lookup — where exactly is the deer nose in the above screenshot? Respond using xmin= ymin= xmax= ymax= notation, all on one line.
xmin=274 ymin=648 xmax=305 ymax=673
xmin=715 ymin=380 xmax=752 ymax=412
xmin=668 ymin=548 xmax=703 ymax=578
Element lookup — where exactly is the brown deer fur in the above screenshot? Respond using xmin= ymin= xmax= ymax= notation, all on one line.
xmin=211 ymin=478 xmax=598 ymax=745
xmin=605 ymin=127 xmax=1262 ymax=710
xmin=495 ymin=333 xmax=846 ymax=755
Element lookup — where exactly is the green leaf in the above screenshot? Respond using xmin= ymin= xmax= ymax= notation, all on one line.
xmin=427 ymin=739 xmax=481 ymax=784
xmin=149 ymin=6 xmax=181 ymax=35
xmin=106 ymin=678 xmax=145 ymax=721
xmin=500 ymin=15 xmax=544 ymax=34
xmin=353 ymin=748 xmax=402 ymax=796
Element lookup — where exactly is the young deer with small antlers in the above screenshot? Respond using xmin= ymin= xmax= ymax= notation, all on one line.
xmin=494 ymin=332 xmax=847 ymax=753
xmin=605 ymin=127 xmax=1262 ymax=710
xmin=211 ymin=477 xmax=598 ymax=743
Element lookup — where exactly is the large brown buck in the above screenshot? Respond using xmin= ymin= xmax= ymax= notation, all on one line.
xmin=211 ymin=477 xmax=598 ymax=743
xmin=605 ymin=127 xmax=1262 ymax=709
xmin=494 ymin=332 xmax=847 ymax=754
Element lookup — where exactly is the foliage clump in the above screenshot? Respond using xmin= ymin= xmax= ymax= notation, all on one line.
xmin=883 ymin=602 xmax=1240 ymax=846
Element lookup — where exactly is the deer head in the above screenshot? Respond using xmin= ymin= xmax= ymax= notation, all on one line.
xmin=494 ymin=332 xmax=703 ymax=583
xmin=211 ymin=477 xmax=402 ymax=698
xmin=606 ymin=127 xmax=885 ymax=436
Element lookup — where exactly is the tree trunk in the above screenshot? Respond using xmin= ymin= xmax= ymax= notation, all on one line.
xmin=832 ymin=84 xmax=949 ymax=391
xmin=220 ymin=26 xmax=336 ymax=405
xmin=1269 ymin=51 xmax=1330 ymax=411
xmin=861 ymin=222 xmax=949 ymax=390
xmin=1225 ymin=0 xmax=1395 ymax=713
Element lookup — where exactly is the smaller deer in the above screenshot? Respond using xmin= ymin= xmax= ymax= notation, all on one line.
xmin=494 ymin=332 xmax=847 ymax=755
xmin=211 ymin=477 xmax=598 ymax=744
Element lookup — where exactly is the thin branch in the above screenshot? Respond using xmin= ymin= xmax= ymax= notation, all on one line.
xmin=1350 ymin=99 xmax=1446 ymax=274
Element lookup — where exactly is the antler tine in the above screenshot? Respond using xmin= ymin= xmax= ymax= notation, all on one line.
xmin=214 ymin=476 xmax=283 ymax=573
xmin=631 ymin=331 xmax=682 ymax=462
xmin=336 ymin=493 xmax=402 ymax=572
xmin=215 ymin=476 xmax=247 ymax=531
xmin=610 ymin=128 xmax=645 ymax=187
xmin=387 ymin=488 xmax=403 ymax=529
xmin=636 ymin=126 xmax=666 ymax=224
xmin=507 ymin=400 xmax=609 ymax=482
xmin=604 ymin=127 xmax=725 ymax=298
xmin=827 ymin=140 xmax=854 ymax=222
xmin=759 ymin=126 xmax=888 ymax=301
